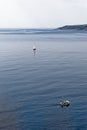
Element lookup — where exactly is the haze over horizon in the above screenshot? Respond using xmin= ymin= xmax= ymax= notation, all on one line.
xmin=0 ymin=0 xmax=87 ymax=28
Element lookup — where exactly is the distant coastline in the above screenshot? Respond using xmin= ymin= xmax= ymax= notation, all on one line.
xmin=57 ymin=24 xmax=87 ymax=31
xmin=0 ymin=24 xmax=87 ymax=34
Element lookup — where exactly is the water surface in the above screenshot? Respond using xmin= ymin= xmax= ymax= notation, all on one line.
xmin=0 ymin=33 xmax=87 ymax=130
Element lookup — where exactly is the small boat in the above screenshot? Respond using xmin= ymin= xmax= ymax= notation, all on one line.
xmin=33 ymin=44 xmax=36 ymax=50
xmin=59 ymin=100 xmax=70 ymax=107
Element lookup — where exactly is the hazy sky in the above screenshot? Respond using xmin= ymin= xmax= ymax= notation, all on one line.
xmin=0 ymin=0 xmax=87 ymax=28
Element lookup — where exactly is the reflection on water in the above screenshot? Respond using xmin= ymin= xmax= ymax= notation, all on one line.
xmin=33 ymin=49 xmax=36 ymax=56
xmin=0 ymin=33 xmax=87 ymax=130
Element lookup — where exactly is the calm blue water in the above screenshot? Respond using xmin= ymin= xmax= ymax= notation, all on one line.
xmin=0 ymin=33 xmax=87 ymax=130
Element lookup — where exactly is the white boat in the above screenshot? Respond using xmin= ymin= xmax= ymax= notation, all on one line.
xmin=59 ymin=100 xmax=70 ymax=107
xmin=33 ymin=44 xmax=36 ymax=50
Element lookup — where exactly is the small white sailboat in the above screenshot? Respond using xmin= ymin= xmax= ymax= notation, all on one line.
xmin=33 ymin=44 xmax=36 ymax=50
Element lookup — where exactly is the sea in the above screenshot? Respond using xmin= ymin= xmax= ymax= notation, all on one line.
xmin=0 ymin=29 xmax=87 ymax=130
